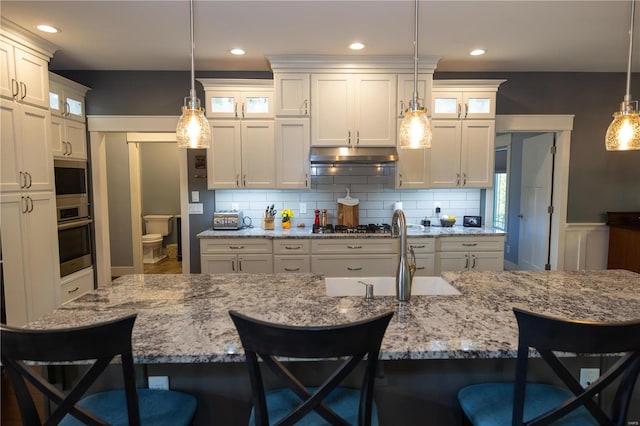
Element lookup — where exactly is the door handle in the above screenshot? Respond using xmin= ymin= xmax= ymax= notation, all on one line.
xmin=471 ymin=254 xmax=477 ymax=269
xmin=518 ymin=214 xmax=524 ymax=218
xmin=19 ymin=81 xmax=27 ymax=100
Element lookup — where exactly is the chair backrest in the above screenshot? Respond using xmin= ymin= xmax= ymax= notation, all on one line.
xmin=511 ymin=307 xmax=640 ymax=426
xmin=229 ymin=309 xmax=394 ymax=426
xmin=1 ymin=314 xmax=141 ymax=426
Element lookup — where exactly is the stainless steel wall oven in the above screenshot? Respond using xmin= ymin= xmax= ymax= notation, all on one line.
xmin=58 ymin=218 xmax=92 ymax=277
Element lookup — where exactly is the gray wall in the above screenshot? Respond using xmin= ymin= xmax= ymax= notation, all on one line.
xmin=105 ymin=133 xmax=133 ymax=268
xmin=60 ymin=70 xmax=640 ymax=224
xmin=186 ymin=149 xmax=216 ymax=272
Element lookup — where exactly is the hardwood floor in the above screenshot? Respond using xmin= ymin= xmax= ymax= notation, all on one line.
xmin=143 ymin=257 xmax=182 ymax=274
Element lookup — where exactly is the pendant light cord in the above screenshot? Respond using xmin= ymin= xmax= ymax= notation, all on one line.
xmin=412 ymin=0 xmax=419 ymax=108
xmin=625 ymin=0 xmax=636 ymax=101
xmin=189 ymin=0 xmax=196 ymax=99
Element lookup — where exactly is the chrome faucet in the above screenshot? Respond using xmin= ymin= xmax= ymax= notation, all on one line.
xmin=392 ymin=209 xmax=416 ymax=302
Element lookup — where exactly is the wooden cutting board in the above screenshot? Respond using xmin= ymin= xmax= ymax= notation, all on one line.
xmin=337 ymin=203 xmax=359 ymax=227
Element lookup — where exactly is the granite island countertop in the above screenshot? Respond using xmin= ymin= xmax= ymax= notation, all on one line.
xmin=197 ymin=226 xmax=506 ymax=239
xmin=26 ymin=270 xmax=639 ymax=364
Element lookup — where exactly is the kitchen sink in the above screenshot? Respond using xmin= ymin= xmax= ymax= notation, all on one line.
xmin=325 ymin=276 xmax=461 ymax=297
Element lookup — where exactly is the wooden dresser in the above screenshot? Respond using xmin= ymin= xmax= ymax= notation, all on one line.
xmin=607 ymin=212 xmax=640 ymax=273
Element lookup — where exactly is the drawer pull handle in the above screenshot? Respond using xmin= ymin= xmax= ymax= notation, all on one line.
xmin=416 ymin=266 xmax=425 ymax=270
xmin=285 ymin=245 xmax=301 ymax=250
xmin=462 ymin=243 xmax=478 ymax=247
xmin=284 ymin=267 xmax=300 ymax=272
xmin=347 ymin=266 xmax=362 ymax=271
xmin=347 ymin=245 xmax=362 ymax=249
xmin=229 ymin=246 xmax=245 ymax=249
xmin=411 ymin=244 xmax=425 ymax=249
xmin=67 ymin=287 xmax=79 ymax=294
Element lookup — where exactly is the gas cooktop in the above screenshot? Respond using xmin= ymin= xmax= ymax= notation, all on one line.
xmin=313 ymin=224 xmax=392 ymax=234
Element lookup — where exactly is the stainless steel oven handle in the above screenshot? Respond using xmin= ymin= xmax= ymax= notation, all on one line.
xmin=58 ymin=218 xmax=93 ymax=230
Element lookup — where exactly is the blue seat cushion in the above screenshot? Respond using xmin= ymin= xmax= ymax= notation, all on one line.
xmin=248 ymin=386 xmax=379 ymax=426
xmin=59 ymin=388 xmax=197 ymax=426
xmin=458 ymin=382 xmax=599 ymax=426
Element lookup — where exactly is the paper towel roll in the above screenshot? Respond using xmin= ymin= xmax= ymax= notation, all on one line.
xmin=394 ymin=201 xmax=403 ymax=211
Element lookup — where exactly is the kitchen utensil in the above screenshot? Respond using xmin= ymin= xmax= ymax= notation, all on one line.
xmin=337 ymin=188 xmax=359 ymax=227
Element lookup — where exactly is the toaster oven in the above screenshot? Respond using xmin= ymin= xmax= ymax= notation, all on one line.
xmin=213 ymin=211 xmax=244 ymax=230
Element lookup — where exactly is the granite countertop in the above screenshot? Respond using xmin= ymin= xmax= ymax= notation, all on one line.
xmin=26 ymin=270 xmax=640 ymax=364
xmin=197 ymin=226 xmax=506 ymax=239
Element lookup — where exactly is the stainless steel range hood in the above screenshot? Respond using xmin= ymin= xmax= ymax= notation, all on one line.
xmin=309 ymin=147 xmax=398 ymax=164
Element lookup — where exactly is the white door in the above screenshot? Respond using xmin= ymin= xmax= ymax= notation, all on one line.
xmin=518 ymin=133 xmax=553 ymax=270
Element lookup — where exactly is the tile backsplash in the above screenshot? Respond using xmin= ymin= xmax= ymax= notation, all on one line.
xmin=214 ymin=165 xmax=482 ymax=227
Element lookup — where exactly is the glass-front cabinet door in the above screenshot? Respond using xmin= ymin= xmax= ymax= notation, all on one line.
xmin=49 ymin=80 xmax=86 ymax=122
xmin=432 ymin=90 xmax=496 ymax=120
xmin=208 ymin=91 xmax=273 ymax=119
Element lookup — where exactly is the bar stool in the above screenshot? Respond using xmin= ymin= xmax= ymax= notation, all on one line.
xmin=229 ymin=309 xmax=394 ymax=426
xmin=457 ymin=307 xmax=640 ymax=426
xmin=1 ymin=314 xmax=197 ymax=426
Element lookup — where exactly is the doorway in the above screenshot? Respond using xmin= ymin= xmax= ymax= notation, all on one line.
xmin=490 ymin=114 xmax=574 ymax=271
xmin=127 ymin=133 xmax=182 ymax=275
xmin=495 ymin=133 xmax=555 ymax=270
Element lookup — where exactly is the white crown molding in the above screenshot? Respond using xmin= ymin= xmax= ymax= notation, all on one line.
xmin=433 ymin=79 xmax=507 ymax=91
xmin=267 ymin=55 xmax=440 ymax=74
xmin=1 ymin=17 xmax=57 ymax=59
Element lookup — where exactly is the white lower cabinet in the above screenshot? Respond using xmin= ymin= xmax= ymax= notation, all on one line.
xmin=200 ymin=238 xmax=273 ymax=273
xmin=408 ymin=238 xmax=436 ymax=276
xmin=435 ymin=236 xmax=504 ymax=273
xmin=1 ymin=191 xmax=59 ymax=326
xmin=61 ymin=267 xmax=94 ymax=304
xmin=273 ymin=240 xmax=310 ymax=273
xmin=310 ymin=239 xmax=399 ymax=277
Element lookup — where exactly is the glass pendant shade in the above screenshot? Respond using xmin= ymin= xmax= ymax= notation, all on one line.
xmin=605 ymin=101 xmax=640 ymax=151
xmin=399 ymin=107 xmax=432 ymax=149
xmin=176 ymin=96 xmax=211 ymax=149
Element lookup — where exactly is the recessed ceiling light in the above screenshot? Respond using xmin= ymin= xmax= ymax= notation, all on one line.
xmin=230 ymin=48 xmax=245 ymax=55
xmin=470 ymin=49 xmax=486 ymax=56
xmin=37 ymin=24 xmax=60 ymax=34
xmin=349 ymin=42 xmax=366 ymax=50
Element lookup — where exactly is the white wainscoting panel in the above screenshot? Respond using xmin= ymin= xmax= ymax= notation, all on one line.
xmin=563 ymin=223 xmax=609 ymax=271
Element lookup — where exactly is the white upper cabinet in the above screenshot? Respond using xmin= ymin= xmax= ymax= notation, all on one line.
xmin=201 ymin=79 xmax=274 ymax=119
xmin=274 ymin=73 xmax=310 ymax=116
xmin=397 ymin=74 xmax=433 ymax=118
xmin=0 ymin=36 xmax=51 ymax=109
xmin=275 ymin=118 xmax=310 ymax=189
xmin=49 ymin=73 xmax=89 ymax=122
xmin=206 ymin=120 xmax=275 ymax=189
xmin=311 ymin=73 xmax=397 ymax=147
xmin=1 ymin=98 xmax=53 ymax=192
xmin=51 ymin=116 xmax=87 ymax=160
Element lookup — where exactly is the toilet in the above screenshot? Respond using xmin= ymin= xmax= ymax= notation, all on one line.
xmin=142 ymin=214 xmax=174 ymax=264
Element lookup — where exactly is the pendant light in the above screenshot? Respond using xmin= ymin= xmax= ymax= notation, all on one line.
xmin=605 ymin=0 xmax=640 ymax=151
xmin=176 ymin=0 xmax=211 ymax=149
xmin=398 ymin=0 xmax=432 ymax=149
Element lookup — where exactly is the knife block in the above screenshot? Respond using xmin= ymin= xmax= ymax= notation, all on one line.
xmin=262 ymin=216 xmax=274 ymax=230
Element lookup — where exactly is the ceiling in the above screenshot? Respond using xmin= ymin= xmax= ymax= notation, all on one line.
xmin=1 ymin=0 xmax=639 ymax=73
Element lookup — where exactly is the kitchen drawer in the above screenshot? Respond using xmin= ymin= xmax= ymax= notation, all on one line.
xmin=61 ymin=267 xmax=93 ymax=304
xmin=274 ymin=255 xmax=311 ymax=273
xmin=273 ymin=240 xmax=310 ymax=254
xmin=200 ymin=238 xmax=272 ymax=254
xmin=311 ymin=238 xmax=398 ymax=255
xmin=437 ymin=236 xmax=504 ymax=252
xmin=407 ymin=238 xmax=436 ymax=254
xmin=311 ymin=255 xmax=398 ymax=277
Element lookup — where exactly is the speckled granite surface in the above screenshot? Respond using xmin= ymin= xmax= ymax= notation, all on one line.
xmin=26 ymin=270 xmax=639 ymax=364
xmin=197 ymin=226 xmax=505 ymax=239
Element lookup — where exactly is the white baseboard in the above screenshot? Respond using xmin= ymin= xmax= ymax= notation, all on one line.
xmin=110 ymin=266 xmax=135 ymax=278
xmin=563 ymin=223 xmax=609 ymax=271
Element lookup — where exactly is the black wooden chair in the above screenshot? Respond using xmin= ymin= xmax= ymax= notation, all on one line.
xmin=458 ymin=307 xmax=640 ymax=426
xmin=1 ymin=314 xmax=197 ymax=426
xmin=229 ymin=309 xmax=394 ymax=426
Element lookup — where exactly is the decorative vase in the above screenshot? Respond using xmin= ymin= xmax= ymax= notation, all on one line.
xmin=282 ymin=220 xmax=291 ymax=229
